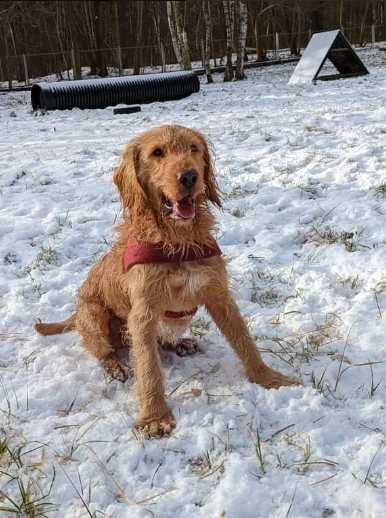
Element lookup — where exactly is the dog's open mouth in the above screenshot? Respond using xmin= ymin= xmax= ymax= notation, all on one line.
xmin=162 ymin=195 xmax=195 ymax=220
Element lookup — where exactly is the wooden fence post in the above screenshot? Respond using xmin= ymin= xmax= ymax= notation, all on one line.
xmin=117 ymin=46 xmax=123 ymax=75
xmin=0 ymin=58 xmax=3 ymax=85
xmin=22 ymin=54 xmax=29 ymax=85
xmin=372 ymin=24 xmax=376 ymax=47
xmin=6 ymin=55 xmax=12 ymax=89
xmin=160 ymin=43 xmax=166 ymax=72
xmin=71 ymin=48 xmax=81 ymax=79
xmin=275 ymin=32 xmax=279 ymax=57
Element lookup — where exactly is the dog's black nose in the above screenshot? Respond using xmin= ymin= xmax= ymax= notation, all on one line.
xmin=179 ymin=169 xmax=198 ymax=191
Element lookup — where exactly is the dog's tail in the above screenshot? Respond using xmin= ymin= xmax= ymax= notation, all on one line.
xmin=35 ymin=314 xmax=76 ymax=336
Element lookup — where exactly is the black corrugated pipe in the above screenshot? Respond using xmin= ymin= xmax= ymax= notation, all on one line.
xmin=31 ymin=71 xmax=200 ymax=111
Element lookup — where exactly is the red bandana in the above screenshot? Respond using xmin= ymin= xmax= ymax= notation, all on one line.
xmin=122 ymin=239 xmax=221 ymax=320
xmin=122 ymin=239 xmax=221 ymax=271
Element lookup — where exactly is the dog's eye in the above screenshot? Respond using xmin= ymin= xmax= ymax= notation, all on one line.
xmin=190 ymin=144 xmax=198 ymax=153
xmin=152 ymin=148 xmax=164 ymax=157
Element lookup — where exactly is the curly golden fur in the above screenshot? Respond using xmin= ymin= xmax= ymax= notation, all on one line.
xmin=35 ymin=125 xmax=297 ymax=438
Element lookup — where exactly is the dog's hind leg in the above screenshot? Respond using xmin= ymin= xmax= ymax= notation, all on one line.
xmin=76 ymin=300 xmax=128 ymax=382
xmin=108 ymin=313 xmax=128 ymax=349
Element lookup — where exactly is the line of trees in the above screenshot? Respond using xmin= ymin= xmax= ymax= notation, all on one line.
xmin=1 ymin=1 xmax=386 ymax=84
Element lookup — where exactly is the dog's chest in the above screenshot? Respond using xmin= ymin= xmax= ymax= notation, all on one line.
xmin=167 ymin=263 xmax=208 ymax=298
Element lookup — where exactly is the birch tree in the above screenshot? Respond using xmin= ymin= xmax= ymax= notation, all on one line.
xmin=166 ymin=1 xmax=191 ymax=70
xmin=235 ymin=0 xmax=248 ymax=80
xmin=202 ymin=0 xmax=213 ymax=83
xmin=223 ymin=0 xmax=235 ymax=81
xmin=166 ymin=1 xmax=182 ymax=67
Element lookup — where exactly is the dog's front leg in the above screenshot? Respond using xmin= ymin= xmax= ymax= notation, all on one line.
xmin=128 ymin=300 xmax=175 ymax=438
xmin=205 ymin=289 xmax=298 ymax=389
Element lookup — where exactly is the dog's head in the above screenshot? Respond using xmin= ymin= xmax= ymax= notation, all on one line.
xmin=114 ymin=125 xmax=221 ymax=225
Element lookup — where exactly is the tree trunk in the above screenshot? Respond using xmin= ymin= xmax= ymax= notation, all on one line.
xmin=310 ymin=7 xmax=323 ymax=33
xmin=2 ymin=29 xmax=12 ymax=88
xmin=223 ymin=0 xmax=235 ymax=81
xmin=254 ymin=18 xmax=266 ymax=62
xmin=55 ymin=2 xmax=70 ymax=79
xmin=8 ymin=23 xmax=22 ymax=82
xmin=235 ymin=0 xmax=247 ymax=80
xmin=153 ymin=7 xmax=166 ymax=72
xmin=359 ymin=2 xmax=370 ymax=45
xmin=339 ymin=0 xmax=344 ymax=28
xmin=202 ymin=0 xmax=213 ymax=83
xmin=113 ymin=1 xmax=122 ymax=73
xmin=290 ymin=4 xmax=299 ymax=56
xmin=167 ymin=1 xmax=183 ymax=67
xmin=166 ymin=1 xmax=191 ymax=70
xmin=117 ymin=0 xmax=130 ymax=67
xmin=94 ymin=1 xmax=107 ymax=76
xmin=133 ymin=2 xmax=143 ymax=74
xmin=175 ymin=1 xmax=191 ymax=69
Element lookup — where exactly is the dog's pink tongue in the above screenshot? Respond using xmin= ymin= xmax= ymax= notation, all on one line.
xmin=173 ymin=197 xmax=195 ymax=219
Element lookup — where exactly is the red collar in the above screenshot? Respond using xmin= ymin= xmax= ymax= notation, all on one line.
xmin=123 ymin=239 xmax=221 ymax=271
xmin=164 ymin=307 xmax=198 ymax=319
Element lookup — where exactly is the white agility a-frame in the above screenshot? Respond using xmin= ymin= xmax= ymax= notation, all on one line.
xmin=289 ymin=29 xmax=369 ymax=85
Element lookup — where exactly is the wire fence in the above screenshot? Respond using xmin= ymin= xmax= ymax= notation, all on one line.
xmin=1 ymin=23 xmax=386 ymax=88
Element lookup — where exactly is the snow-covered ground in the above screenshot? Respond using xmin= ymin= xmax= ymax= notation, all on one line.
xmin=1 ymin=50 xmax=386 ymax=517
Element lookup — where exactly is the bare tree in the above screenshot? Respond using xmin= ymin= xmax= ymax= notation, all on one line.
xmin=94 ymin=1 xmax=108 ymax=76
xmin=202 ymin=0 xmax=213 ymax=82
xmin=223 ymin=0 xmax=235 ymax=81
xmin=359 ymin=1 xmax=370 ymax=44
xmin=166 ymin=1 xmax=191 ymax=70
xmin=152 ymin=2 xmax=166 ymax=72
xmin=250 ymin=1 xmax=269 ymax=62
xmin=167 ymin=1 xmax=182 ymax=66
xmin=134 ymin=2 xmax=144 ymax=74
xmin=235 ymin=0 xmax=248 ymax=79
xmin=117 ymin=0 xmax=130 ymax=67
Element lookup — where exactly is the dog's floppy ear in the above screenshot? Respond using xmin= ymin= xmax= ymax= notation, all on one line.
xmin=197 ymin=132 xmax=222 ymax=208
xmin=113 ymin=141 xmax=147 ymax=213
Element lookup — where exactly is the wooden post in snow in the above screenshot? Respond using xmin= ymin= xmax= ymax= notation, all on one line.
xmin=71 ymin=48 xmax=81 ymax=80
xmin=22 ymin=54 xmax=29 ymax=85
xmin=275 ymin=32 xmax=279 ymax=58
xmin=117 ymin=47 xmax=123 ymax=75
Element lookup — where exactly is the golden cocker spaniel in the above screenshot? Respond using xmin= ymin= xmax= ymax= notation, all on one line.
xmin=35 ymin=125 xmax=297 ymax=437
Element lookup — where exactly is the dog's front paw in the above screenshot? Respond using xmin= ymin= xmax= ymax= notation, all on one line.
xmin=162 ymin=338 xmax=200 ymax=357
xmin=249 ymin=365 xmax=300 ymax=389
xmin=102 ymin=354 xmax=129 ymax=382
xmin=136 ymin=411 xmax=175 ymax=438
xmin=175 ymin=338 xmax=200 ymax=356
